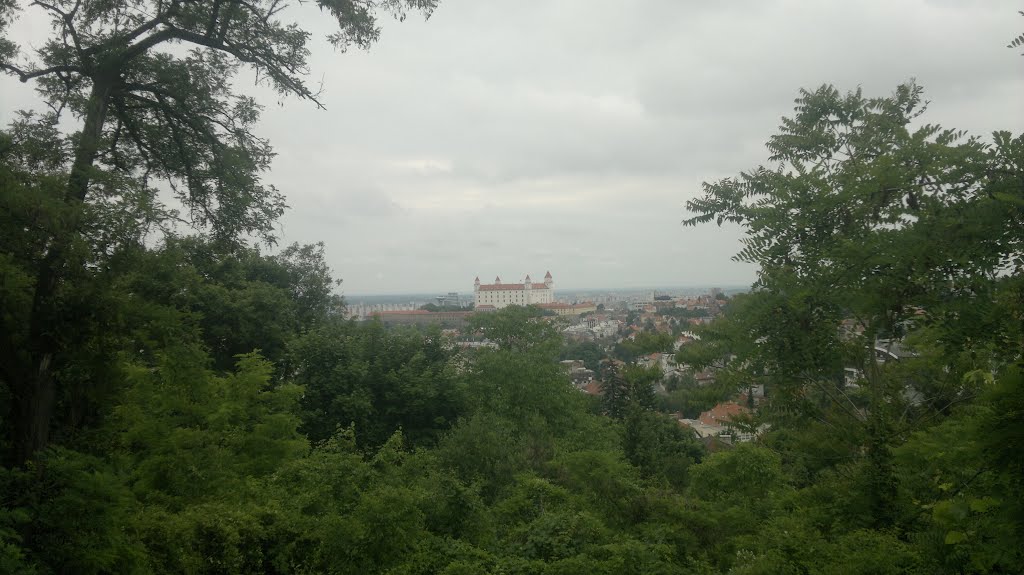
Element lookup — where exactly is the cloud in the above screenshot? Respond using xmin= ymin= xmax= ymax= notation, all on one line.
xmin=2 ymin=0 xmax=1022 ymax=295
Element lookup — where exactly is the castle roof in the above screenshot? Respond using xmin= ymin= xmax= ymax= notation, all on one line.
xmin=478 ymin=283 xmax=549 ymax=291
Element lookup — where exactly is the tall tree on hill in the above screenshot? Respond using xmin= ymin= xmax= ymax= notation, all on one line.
xmin=684 ymin=82 xmax=1023 ymax=526
xmin=0 ymin=0 xmax=437 ymax=464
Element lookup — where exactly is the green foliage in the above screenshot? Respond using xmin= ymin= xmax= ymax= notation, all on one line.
xmin=0 ymin=0 xmax=434 ymax=465
xmin=466 ymin=344 xmax=579 ymax=433
xmin=614 ymin=331 xmax=674 ymax=362
xmin=622 ymin=407 xmax=702 ymax=488
xmin=469 ymin=305 xmax=565 ymax=354
xmin=679 ymin=80 xmax=1024 ymax=573
xmin=657 ymin=376 xmax=736 ymax=419
xmin=1 ymin=448 xmax=145 ymax=573
xmin=292 ymin=319 xmax=464 ymax=450
xmin=112 ymin=350 xmax=308 ymax=504
xmin=1008 ymin=11 xmax=1024 ymax=53
xmin=559 ymin=341 xmax=605 ymax=372
xmin=689 ymin=443 xmax=783 ymax=505
xmin=3 ymin=50 xmax=1023 ymax=573
xmin=601 ymin=363 xmax=660 ymax=419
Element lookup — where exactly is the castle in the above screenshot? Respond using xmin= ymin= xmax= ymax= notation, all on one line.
xmin=474 ymin=271 xmax=554 ymax=309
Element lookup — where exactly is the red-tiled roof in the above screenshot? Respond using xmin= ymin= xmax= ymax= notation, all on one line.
xmin=698 ymin=402 xmax=749 ymax=426
xmin=478 ymin=283 xmax=549 ymax=291
xmin=371 ymin=310 xmax=473 ymax=317
xmin=537 ymin=302 xmax=594 ymax=310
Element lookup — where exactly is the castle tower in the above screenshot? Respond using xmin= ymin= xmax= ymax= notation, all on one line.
xmin=544 ymin=270 xmax=553 ymax=289
xmin=474 ymin=276 xmax=480 ymax=292
xmin=524 ymin=274 xmax=532 ymax=290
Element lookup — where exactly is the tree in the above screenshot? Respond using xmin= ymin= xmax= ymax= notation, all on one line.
xmin=0 ymin=0 xmax=436 ymax=464
xmin=468 ymin=305 xmax=563 ymax=354
xmin=683 ymin=82 xmax=1024 ymax=526
xmin=291 ymin=319 xmax=464 ymax=450
xmin=600 ymin=362 xmax=659 ymax=419
xmin=559 ymin=341 xmax=605 ymax=372
xmin=621 ymin=407 xmax=702 ymax=488
xmin=1009 ymin=10 xmax=1024 ymax=55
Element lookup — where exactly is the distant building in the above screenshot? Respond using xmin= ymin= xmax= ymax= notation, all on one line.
xmin=474 ymin=271 xmax=555 ymax=309
xmin=680 ymin=401 xmax=762 ymax=443
xmin=435 ymin=292 xmax=463 ymax=307
xmin=369 ymin=310 xmax=472 ymax=326
xmin=537 ymin=301 xmax=597 ymax=316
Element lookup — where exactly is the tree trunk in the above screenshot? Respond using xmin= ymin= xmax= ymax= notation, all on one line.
xmin=864 ymin=336 xmax=897 ymax=529
xmin=10 ymin=77 xmax=112 ymax=466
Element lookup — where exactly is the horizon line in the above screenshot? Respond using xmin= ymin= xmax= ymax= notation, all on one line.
xmin=343 ymin=284 xmax=753 ymax=298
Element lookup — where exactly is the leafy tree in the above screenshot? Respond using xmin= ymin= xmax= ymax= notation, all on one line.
xmin=1009 ymin=10 xmax=1024 ymax=55
xmin=0 ymin=0 xmax=436 ymax=464
xmin=291 ymin=319 xmax=464 ymax=450
xmin=683 ymin=81 xmax=1024 ymax=527
xmin=600 ymin=362 xmax=659 ymax=419
xmin=689 ymin=443 xmax=783 ymax=512
xmin=657 ymin=379 xmax=736 ymax=419
xmin=559 ymin=341 xmax=605 ymax=372
xmin=621 ymin=407 xmax=702 ymax=488
xmin=614 ymin=332 xmax=674 ymax=362
xmin=469 ymin=305 xmax=564 ymax=354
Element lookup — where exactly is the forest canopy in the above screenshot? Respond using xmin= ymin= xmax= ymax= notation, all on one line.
xmin=1 ymin=2 xmax=1023 ymax=573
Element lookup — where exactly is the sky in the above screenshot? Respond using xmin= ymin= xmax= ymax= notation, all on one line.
xmin=2 ymin=0 xmax=1022 ymax=295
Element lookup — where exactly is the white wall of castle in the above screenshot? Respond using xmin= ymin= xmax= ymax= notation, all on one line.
xmin=474 ymin=282 xmax=554 ymax=309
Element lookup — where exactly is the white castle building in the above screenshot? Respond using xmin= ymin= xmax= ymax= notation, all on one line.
xmin=474 ymin=271 xmax=554 ymax=309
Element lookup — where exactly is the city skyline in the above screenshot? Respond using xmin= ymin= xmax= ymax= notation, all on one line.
xmin=344 ymin=282 xmax=749 ymax=299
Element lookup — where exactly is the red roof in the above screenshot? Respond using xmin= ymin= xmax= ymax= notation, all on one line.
xmin=698 ymin=402 xmax=749 ymax=426
xmin=478 ymin=283 xmax=549 ymax=291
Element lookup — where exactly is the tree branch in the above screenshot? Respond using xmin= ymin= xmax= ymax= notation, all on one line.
xmin=0 ymin=63 xmax=82 ymax=82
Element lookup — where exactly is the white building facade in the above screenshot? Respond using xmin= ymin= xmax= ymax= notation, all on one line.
xmin=474 ymin=272 xmax=554 ymax=309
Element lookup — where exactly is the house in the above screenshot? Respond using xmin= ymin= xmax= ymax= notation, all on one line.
xmin=699 ymin=402 xmax=749 ymax=427
xmin=679 ymin=401 xmax=758 ymax=442
xmin=537 ymin=301 xmax=598 ymax=317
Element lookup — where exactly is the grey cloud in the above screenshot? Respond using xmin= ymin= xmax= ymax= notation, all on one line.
xmin=3 ymin=0 xmax=1021 ymax=294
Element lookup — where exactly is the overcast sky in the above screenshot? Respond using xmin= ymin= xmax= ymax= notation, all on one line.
xmin=2 ymin=0 xmax=1022 ymax=295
